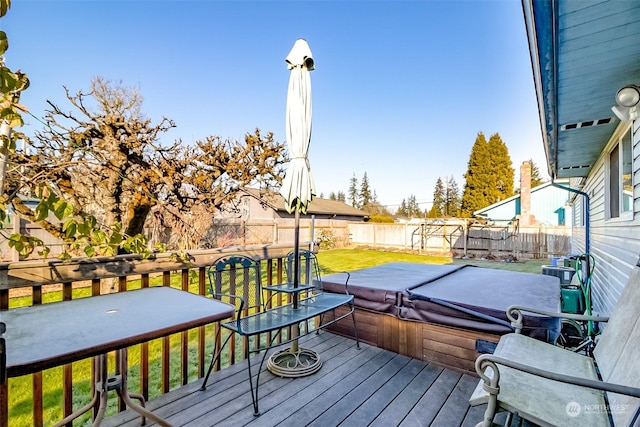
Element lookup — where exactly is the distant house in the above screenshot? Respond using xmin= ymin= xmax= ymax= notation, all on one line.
xmin=474 ymin=162 xmax=571 ymax=226
xmin=212 ymin=188 xmax=367 ymax=247
xmin=1 ymin=198 xmax=65 ymax=261
xmin=237 ymin=188 xmax=368 ymax=222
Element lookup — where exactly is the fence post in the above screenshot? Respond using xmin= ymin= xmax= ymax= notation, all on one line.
xmin=462 ymin=219 xmax=467 ymax=257
xmin=373 ymin=222 xmax=377 ymax=248
xmin=404 ymin=223 xmax=408 ymax=251
xmin=512 ymin=222 xmax=517 ymax=259
xmin=310 ymin=216 xmax=315 ymax=251
xmin=538 ymin=224 xmax=543 ymax=259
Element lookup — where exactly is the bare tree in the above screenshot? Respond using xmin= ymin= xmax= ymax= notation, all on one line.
xmin=9 ymin=77 xmax=287 ymax=253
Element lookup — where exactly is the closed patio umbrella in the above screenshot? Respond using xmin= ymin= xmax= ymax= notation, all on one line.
xmin=281 ymin=38 xmax=315 ymax=307
xmin=280 ymin=38 xmax=315 ymax=216
xmin=267 ymin=38 xmax=319 ymax=377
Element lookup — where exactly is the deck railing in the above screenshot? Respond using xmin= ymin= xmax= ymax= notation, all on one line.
xmin=0 ymin=243 xmax=303 ymax=427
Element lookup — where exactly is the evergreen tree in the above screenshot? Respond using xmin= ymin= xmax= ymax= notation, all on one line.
xmin=488 ymin=133 xmax=514 ymax=200
xmin=337 ymin=191 xmax=346 ymax=202
xmin=427 ymin=204 xmax=438 ymax=218
xmin=359 ymin=172 xmax=372 ymax=208
xmin=329 ymin=192 xmax=337 ymax=200
xmin=411 ymin=195 xmax=423 ymax=218
xmin=432 ymin=177 xmax=446 ymax=217
xmin=348 ymin=174 xmax=359 ymax=208
xmin=396 ymin=195 xmax=422 ymax=218
xmin=461 ymin=132 xmax=491 ymax=217
xmin=445 ymin=176 xmax=461 ymax=217
xmin=461 ymin=132 xmax=514 ymax=217
xmin=530 ymin=159 xmax=546 ymax=188
xmin=396 ymin=199 xmax=408 ymax=217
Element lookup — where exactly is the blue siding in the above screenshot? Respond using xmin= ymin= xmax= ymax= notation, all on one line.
xmin=475 ymin=183 xmax=571 ymax=226
xmin=530 ymin=185 xmax=571 ymax=225
xmin=478 ymin=199 xmax=518 ymax=221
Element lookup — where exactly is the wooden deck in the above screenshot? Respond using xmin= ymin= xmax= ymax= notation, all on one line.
xmin=103 ymin=332 xmax=492 ymax=427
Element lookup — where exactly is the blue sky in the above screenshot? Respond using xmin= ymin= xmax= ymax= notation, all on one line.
xmin=2 ymin=0 xmax=545 ymax=210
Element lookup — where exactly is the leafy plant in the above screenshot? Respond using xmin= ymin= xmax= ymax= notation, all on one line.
xmin=316 ymin=229 xmax=336 ymax=250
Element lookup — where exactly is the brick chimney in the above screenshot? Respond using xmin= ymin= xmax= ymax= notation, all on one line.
xmin=518 ymin=161 xmax=536 ymax=226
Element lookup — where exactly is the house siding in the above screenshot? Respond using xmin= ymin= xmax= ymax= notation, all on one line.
xmin=571 ymin=120 xmax=640 ymax=316
xmin=477 ymin=200 xmax=517 ymax=222
xmin=530 ymin=186 xmax=571 ymax=225
xmin=475 ymin=182 xmax=571 ymax=226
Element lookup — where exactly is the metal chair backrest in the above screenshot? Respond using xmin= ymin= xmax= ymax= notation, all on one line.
xmin=207 ymin=255 xmax=263 ymax=316
xmin=286 ymin=250 xmax=322 ymax=292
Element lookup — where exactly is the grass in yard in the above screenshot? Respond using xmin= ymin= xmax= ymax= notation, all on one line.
xmin=316 ymin=248 xmax=548 ymax=275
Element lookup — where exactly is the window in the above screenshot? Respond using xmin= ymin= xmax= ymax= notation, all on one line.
xmin=608 ymin=127 xmax=633 ymax=219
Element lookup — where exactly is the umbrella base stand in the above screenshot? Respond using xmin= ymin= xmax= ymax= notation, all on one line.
xmin=266 ymin=347 xmax=322 ymax=378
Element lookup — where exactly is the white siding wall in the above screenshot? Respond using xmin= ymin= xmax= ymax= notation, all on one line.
xmin=572 ymin=120 xmax=640 ymax=316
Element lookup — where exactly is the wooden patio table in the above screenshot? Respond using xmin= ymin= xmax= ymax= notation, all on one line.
xmin=2 ymin=286 xmax=234 ymax=427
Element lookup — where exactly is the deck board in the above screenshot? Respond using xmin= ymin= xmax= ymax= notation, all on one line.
xmin=103 ymin=332 xmax=489 ymax=426
xmin=341 ymin=358 xmax=427 ymax=426
xmin=431 ymin=374 xmax=478 ymax=427
xmin=400 ymin=368 xmax=463 ymax=426
xmin=305 ymin=353 xmax=413 ymax=427
xmin=370 ymin=362 xmax=444 ymax=427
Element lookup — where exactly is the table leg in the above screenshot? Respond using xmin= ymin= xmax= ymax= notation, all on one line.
xmin=92 ymin=354 xmax=109 ymax=426
xmin=53 ymin=351 xmax=173 ymax=427
xmin=53 ymin=355 xmax=107 ymax=427
xmin=115 ymin=348 xmax=173 ymax=427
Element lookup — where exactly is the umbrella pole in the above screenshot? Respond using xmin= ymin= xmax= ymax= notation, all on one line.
xmin=292 ymin=208 xmax=300 ymax=352
xmin=266 ymin=206 xmax=322 ymax=377
xmin=293 ymin=209 xmax=300 ymax=309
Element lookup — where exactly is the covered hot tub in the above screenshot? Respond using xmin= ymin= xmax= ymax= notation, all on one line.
xmin=322 ymin=263 xmax=462 ymax=315
xmin=403 ymin=265 xmax=561 ymax=342
xmin=321 ymin=262 xmax=561 ymax=372
xmin=323 ymin=262 xmax=561 ymax=342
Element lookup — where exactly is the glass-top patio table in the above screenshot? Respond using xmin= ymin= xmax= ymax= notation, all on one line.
xmin=2 ymin=286 xmax=234 ymax=427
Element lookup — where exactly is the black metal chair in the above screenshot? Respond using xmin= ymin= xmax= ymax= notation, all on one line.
xmin=285 ymin=249 xmax=322 ymax=293
xmin=200 ymin=254 xmax=279 ymax=416
xmin=285 ymin=249 xmax=359 ymax=342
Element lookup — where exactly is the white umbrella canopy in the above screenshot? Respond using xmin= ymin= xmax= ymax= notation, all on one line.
xmin=280 ymin=38 xmax=316 ymax=214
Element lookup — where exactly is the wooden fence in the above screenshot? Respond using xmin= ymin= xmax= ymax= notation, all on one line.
xmin=176 ymin=218 xmax=572 ymax=259
xmin=346 ymin=220 xmax=572 ymax=259
xmin=2 ymin=216 xmax=572 ymax=263
xmin=205 ymin=219 xmax=571 ymax=260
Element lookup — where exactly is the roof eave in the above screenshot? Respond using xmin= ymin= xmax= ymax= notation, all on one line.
xmin=522 ymin=0 xmax=558 ymax=179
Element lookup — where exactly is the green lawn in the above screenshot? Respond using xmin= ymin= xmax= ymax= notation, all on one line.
xmin=316 ymin=248 xmax=548 ymax=275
